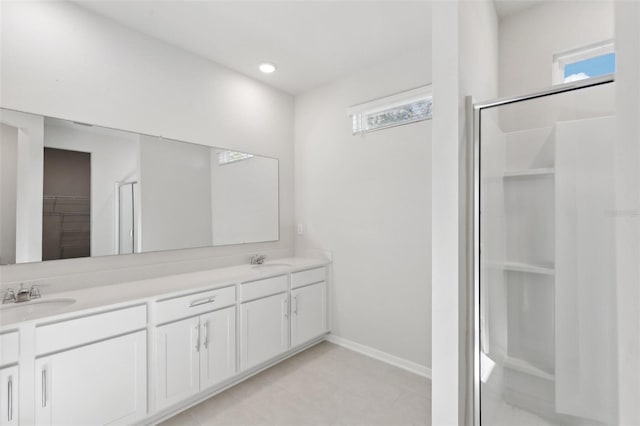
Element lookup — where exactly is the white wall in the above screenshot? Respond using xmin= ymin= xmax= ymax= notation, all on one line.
xmin=44 ymin=120 xmax=140 ymax=257
xmin=0 ymin=1 xmax=294 ymax=288
xmin=139 ymin=135 xmax=212 ymax=252
xmin=294 ymin=49 xmax=432 ymax=370
xmin=0 ymin=110 xmax=45 ymax=264
xmin=499 ymin=1 xmax=614 ymax=97
xmin=431 ymin=0 xmax=499 ymax=424
xmin=211 ymin=153 xmax=279 ymax=246
xmin=431 ymin=4 xmax=462 ymax=421
xmin=0 ymin=124 xmax=19 ymax=264
xmin=614 ymin=1 xmax=640 ymax=424
xmin=498 ymin=1 xmax=615 ymax=135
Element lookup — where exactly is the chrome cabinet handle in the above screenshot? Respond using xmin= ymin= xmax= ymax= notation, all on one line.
xmin=283 ymin=299 xmax=288 ymax=319
xmin=203 ymin=321 xmax=209 ymax=349
xmin=194 ymin=325 xmax=200 ymax=352
xmin=190 ymin=296 xmax=216 ymax=307
xmin=42 ymin=368 xmax=47 ymax=408
xmin=7 ymin=376 xmax=12 ymax=421
xmin=293 ymin=295 xmax=299 ymax=315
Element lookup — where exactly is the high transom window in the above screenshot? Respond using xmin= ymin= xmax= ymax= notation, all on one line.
xmin=217 ymin=150 xmax=253 ymax=165
xmin=347 ymin=85 xmax=432 ymax=135
xmin=553 ymin=40 xmax=615 ymax=84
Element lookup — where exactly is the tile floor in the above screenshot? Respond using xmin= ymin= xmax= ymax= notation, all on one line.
xmin=160 ymin=341 xmax=431 ymax=426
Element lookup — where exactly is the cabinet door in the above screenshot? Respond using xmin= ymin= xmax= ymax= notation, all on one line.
xmin=0 ymin=366 xmax=18 ymax=426
xmin=200 ymin=306 xmax=236 ymax=390
xmin=291 ymin=282 xmax=327 ymax=347
xmin=156 ymin=316 xmax=200 ymax=410
xmin=35 ymin=330 xmax=146 ymax=426
xmin=240 ymin=293 xmax=289 ymax=370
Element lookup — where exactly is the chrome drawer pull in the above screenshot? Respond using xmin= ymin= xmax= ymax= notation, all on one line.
xmin=293 ymin=295 xmax=299 ymax=315
xmin=195 ymin=325 xmax=201 ymax=352
xmin=190 ymin=296 xmax=216 ymax=307
xmin=203 ymin=321 xmax=209 ymax=349
xmin=7 ymin=376 xmax=12 ymax=421
xmin=42 ymin=369 xmax=47 ymax=407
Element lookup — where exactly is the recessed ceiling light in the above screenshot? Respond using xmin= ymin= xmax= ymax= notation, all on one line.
xmin=259 ymin=62 xmax=276 ymax=74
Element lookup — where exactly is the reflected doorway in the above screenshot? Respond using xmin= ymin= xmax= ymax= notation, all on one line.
xmin=42 ymin=147 xmax=91 ymax=260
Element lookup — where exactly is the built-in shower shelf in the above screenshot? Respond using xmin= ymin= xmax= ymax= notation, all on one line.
xmin=504 ymin=262 xmax=555 ymax=276
xmin=503 ymin=168 xmax=555 ymax=178
xmin=504 ymin=356 xmax=554 ymax=381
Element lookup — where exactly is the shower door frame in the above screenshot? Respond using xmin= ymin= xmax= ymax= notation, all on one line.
xmin=469 ymin=73 xmax=615 ymax=426
xmin=115 ymin=180 xmax=138 ymax=255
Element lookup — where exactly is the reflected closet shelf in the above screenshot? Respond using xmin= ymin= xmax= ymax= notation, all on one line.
xmin=504 ymin=262 xmax=555 ymax=276
xmin=503 ymin=168 xmax=555 ymax=178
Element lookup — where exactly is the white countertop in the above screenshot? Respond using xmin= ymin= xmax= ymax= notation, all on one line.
xmin=0 ymin=257 xmax=329 ymax=330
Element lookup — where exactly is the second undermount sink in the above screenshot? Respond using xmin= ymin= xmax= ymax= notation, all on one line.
xmin=0 ymin=298 xmax=76 ymax=323
xmin=251 ymin=263 xmax=292 ymax=270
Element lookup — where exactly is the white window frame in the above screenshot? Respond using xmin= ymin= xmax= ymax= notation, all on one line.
xmin=347 ymin=84 xmax=432 ymax=135
xmin=552 ymin=39 xmax=615 ymax=85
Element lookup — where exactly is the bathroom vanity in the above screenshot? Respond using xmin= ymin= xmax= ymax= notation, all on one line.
xmin=0 ymin=258 xmax=330 ymax=425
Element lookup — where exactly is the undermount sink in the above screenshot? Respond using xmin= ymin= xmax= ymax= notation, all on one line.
xmin=251 ymin=263 xmax=292 ymax=270
xmin=0 ymin=298 xmax=76 ymax=322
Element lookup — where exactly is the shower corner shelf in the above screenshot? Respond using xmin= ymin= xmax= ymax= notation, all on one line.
xmin=503 ymin=262 xmax=555 ymax=276
xmin=503 ymin=168 xmax=555 ymax=178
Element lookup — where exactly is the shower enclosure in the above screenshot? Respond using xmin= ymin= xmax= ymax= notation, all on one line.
xmin=117 ymin=181 xmax=137 ymax=255
xmin=472 ymin=75 xmax=618 ymax=425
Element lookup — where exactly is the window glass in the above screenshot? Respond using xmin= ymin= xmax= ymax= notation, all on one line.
xmin=564 ymin=52 xmax=616 ymax=83
xmin=217 ymin=150 xmax=253 ymax=165
xmin=352 ymin=98 xmax=432 ymax=134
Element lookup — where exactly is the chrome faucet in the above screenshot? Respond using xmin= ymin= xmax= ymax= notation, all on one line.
xmin=2 ymin=288 xmax=16 ymax=304
xmin=16 ymin=284 xmax=30 ymax=303
xmin=1 ymin=284 xmax=42 ymax=304
xmin=30 ymin=284 xmax=42 ymax=300
xmin=250 ymin=254 xmax=266 ymax=265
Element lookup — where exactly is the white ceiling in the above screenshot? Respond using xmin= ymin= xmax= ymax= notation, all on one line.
xmin=77 ymin=1 xmax=432 ymax=95
xmin=493 ymin=0 xmax=541 ymax=18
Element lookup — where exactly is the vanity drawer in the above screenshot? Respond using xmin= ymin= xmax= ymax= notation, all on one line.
xmin=156 ymin=285 xmax=236 ymax=324
xmin=0 ymin=331 xmax=19 ymax=366
xmin=241 ymin=275 xmax=288 ymax=302
xmin=291 ymin=267 xmax=326 ymax=289
xmin=36 ymin=304 xmax=147 ymax=355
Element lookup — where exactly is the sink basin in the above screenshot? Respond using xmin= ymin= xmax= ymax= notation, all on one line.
xmin=251 ymin=263 xmax=292 ymax=270
xmin=0 ymin=298 xmax=76 ymax=323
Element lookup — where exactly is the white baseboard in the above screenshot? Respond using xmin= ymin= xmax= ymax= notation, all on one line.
xmin=326 ymin=334 xmax=432 ymax=379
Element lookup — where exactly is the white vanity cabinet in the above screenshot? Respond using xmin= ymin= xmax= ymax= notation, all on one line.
xmin=290 ymin=267 xmax=328 ymax=347
xmin=291 ymin=282 xmax=327 ymax=347
xmin=33 ymin=305 xmax=148 ymax=426
xmin=0 ymin=331 xmax=19 ymax=426
xmin=156 ymin=316 xmax=201 ymax=409
xmin=155 ymin=287 xmax=237 ymax=411
xmin=2 ymin=260 xmax=329 ymax=425
xmin=240 ymin=292 xmax=289 ymax=370
xmin=156 ymin=307 xmax=236 ymax=410
xmin=199 ymin=307 xmax=237 ymax=390
xmin=0 ymin=366 xmax=18 ymax=426
xmin=34 ymin=330 xmax=147 ymax=425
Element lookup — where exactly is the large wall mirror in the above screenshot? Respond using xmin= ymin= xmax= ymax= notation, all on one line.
xmin=0 ymin=108 xmax=279 ymax=265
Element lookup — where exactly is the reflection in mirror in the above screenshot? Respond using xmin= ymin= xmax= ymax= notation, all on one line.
xmin=211 ymin=149 xmax=279 ymax=246
xmin=0 ymin=109 xmax=279 ymax=265
xmin=42 ymin=147 xmax=91 ymax=260
xmin=118 ymin=181 xmax=136 ymax=255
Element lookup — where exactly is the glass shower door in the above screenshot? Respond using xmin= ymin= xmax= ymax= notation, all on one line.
xmin=478 ymin=80 xmax=618 ymax=426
